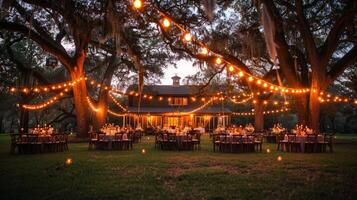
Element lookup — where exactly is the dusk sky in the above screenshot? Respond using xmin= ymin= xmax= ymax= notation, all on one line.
xmin=160 ymin=59 xmax=197 ymax=85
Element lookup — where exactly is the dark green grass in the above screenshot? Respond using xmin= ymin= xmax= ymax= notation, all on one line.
xmin=0 ymin=134 xmax=356 ymax=200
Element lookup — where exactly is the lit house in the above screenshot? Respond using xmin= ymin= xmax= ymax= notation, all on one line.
xmin=124 ymin=75 xmax=231 ymax=131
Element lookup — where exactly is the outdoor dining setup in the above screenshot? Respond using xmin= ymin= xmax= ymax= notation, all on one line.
xmin=154 ymin=125 xmax=202 ymax=151
xmin=88 ymin=124 xmax=144 ymax=150
xmin=212 ymin=124 xmax=263 ymax=153
xmin=10 ymin=124 xmax=68 ymax=154
xmin=276 ymin=125 xmax=333 ymax=153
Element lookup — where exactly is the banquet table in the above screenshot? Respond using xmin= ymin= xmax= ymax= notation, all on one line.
xmin=194 ymin=127 xmax=205 ymax=134
xmin=97 ymin=133 xmax=129 ymax=150
xmin=283 ymin=134 xmax=324 ymax=152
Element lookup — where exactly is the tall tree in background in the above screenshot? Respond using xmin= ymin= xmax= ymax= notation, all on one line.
xmin=258 ymin=0 xmax=357 ymax=130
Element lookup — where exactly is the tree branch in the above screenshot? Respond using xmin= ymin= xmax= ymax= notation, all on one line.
xmin=325 ymin=45 xmax=357 ymax=86
xmin=0 ymin=21 xmax=72 ymax=68
xmin=320 ymin=9 xmax=357 ymax=66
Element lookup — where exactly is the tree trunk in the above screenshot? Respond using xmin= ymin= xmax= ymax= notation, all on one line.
xmin=93 ymin=55 xmax=117 ymax=130
xmin=254 ymin=101 xmax=264 ymax=130
xmin=295 ymin=95 xmax=309 ymax=125
xmin=308 ymin=91 xmax=321 ymax=132
xmin=19 ymin=71 xmax=31 ymax=134
xmin=93 ymin=90 xmax=109 ymax=130
xmin=19 ymin=107 xmax=29 ymax=133
xmin=70 ymin=52 xmax=90 ymax=138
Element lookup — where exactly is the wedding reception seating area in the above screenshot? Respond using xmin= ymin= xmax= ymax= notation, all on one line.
xmin=1 ymin=0 xmax=357 ymax=199
xmin=10 ymin=125 xmax=68 ymax=154
xmin=275 ymin=125 xmax=334 ymax=153
xmin=154 ymin=127 xmax=202 ymax=151
xmin=88 ymin=124 xmax=143 ymax=150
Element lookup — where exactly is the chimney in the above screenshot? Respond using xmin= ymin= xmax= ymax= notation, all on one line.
xmin=171 ymin=74 xmax=181 ymax=87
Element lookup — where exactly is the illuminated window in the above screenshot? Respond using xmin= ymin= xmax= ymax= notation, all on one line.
xmin=168 ymin=97 xmax=188 ymax=106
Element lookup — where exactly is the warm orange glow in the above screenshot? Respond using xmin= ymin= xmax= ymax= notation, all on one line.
xmin=159 ymin=96 xmax=163 ymax=101
xmin=10 ymin=87 xmax=16 ymax=92
xmin=215 ymin=57 xmax=222 ymax=64
xmin=65 ymin=158 xmax=73 ymax=165
xmin=266 ymin=149 xmax=271 ymax=153
xmin=228 ymin=65 xmax=234 ymax=72
xmin=141 ymin=148 xmax=146 ymax=154
xmin=257 ymin=80 xmax=262 ymax=85
xmin=133 ymin=0 xmax=143 ymax=9
xmin=183 ymin=33 xmax=192 ymax=42
xmin=277 ymin=156 xmax=283 ymax=161
xmin=263 ymin=100 xmax=268 ymax=105
xmin=238 ymin=71 xmax=244 ymax=77
xmin=162 ymin=18 xmax=171 ymax=28
xmin=200 ymin=47 xmax=209 ymax=55
xmin=248 ymin=77 xmax=253 ymax=82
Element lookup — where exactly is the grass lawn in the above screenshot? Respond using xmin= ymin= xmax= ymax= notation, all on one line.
xmin=0 ymin=134 xmax=357 ymax=200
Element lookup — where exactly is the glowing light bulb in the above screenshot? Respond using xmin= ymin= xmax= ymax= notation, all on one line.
xmin=141 ymin=148 xmax=146 ymax=154
xmin=266 ymin=149 xmax=271 ymax=153
xmin=228 ymin=65 xmax=234 ymax=72
xmin=10 ymin=88 xmax=16 ymax=92
xmin=215 ymin=57 xmax=222 ymax=64
xmin=248 ymin=77 xmax=253 ymax=82
xmin=183 ymin=33 xmax=192 ymax=42
xmin=238 ymin=71 xmax=244 ymax=77
xmin=200 ymin=47 xmax=209 ymax=55
xmin=162 ymin=18 xmax=171 ymax=28
xmin=65 ymin=158 xmax=73 ymax=165
xmin=277 ymin=156 xmax=282 ymax=161
xmin=133 ymin=0 xmax=143 ymax=9
xmin=257 ymin=80 xmax=262 ymax=85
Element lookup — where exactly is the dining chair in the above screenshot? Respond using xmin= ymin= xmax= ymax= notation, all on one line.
xmin=305 ymin=134 xmax=318 ymax=153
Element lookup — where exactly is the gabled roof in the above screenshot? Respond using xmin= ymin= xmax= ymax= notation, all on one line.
xmin=127 ymin=85 xmax=201 ymax=95
xmin=127 ymin=106 xmax=232 ymax=114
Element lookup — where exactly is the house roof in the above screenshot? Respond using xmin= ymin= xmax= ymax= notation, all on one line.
xmin=127 ymin=85 xmax=201 ymax=96
xmin=127 ymin=106 xmax=232 ymax=114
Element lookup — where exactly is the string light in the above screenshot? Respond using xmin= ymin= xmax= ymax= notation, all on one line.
xmin=133 ymin=0 xmax=143 ymax=9
xmin=162 ymin=18 xmax=171 ymax=28
xmin=233 ymin=108 xmax=290 ymax=116
xmin=149 ymin=5 xmax=314 ymax=95
xmin=9 ymin=77 xmax=85 ymax=94
xmin=109 ymin=93 xmax=128 ymax=111
xmin=107 ymin=109 xmax=127 ymax=117
xmin=22 ymin=88 xmax=71 ymax=110
xmin=200 ymin=47 xmax=209 ymax=55
xmin=229 ymin=96 xmax=253 ymax=104
xmin=86 ymin=96 xmax=101 ymax=113
xmin=228 ymin=65 xmax=234 ymax=72
xmin=183 ymin=32 xmax=192 ymax=42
